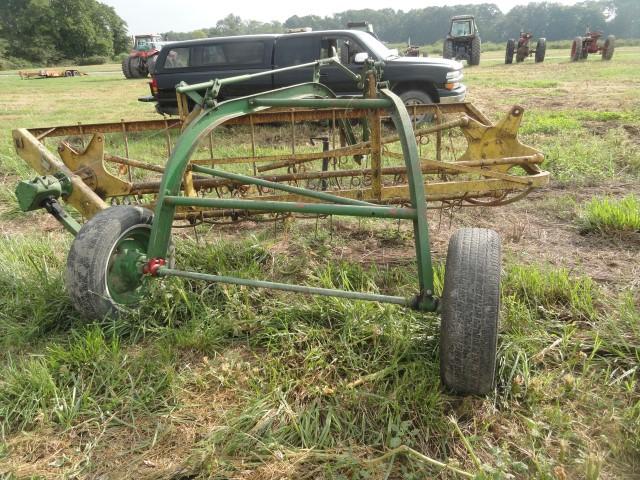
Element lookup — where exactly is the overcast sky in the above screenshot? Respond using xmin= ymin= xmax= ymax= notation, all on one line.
xmin=101 ymin=0 xmax=583 ymax=34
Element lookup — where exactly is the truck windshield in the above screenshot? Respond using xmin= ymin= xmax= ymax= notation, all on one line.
xmin=351 ymin=31 xmax=398 ymax=60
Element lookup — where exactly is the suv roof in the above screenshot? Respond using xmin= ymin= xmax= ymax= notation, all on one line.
xmin=161 ymin=29 xmax=374 ymax=50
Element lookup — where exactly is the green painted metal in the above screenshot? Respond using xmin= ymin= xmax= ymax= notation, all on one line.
xmin=163 ymin=196 xmax=417 ymax=220
xmin=107 ymin=226 xmax=150 ymax=305
xmin=15 ymin=173 xmax=81 ymax=235
xmin=190 ymin=164 xmax=376 ymax=206
xmin=379 ymin=88 xmax=436 ymax=310
xmin=15 ymin=174 xmax=72 ymax=212
xmin=249 ymin=98 xmax=392 ymax=109
xmin=147 ymin=82 xmax=341 ymax=259
xmin=142 ymin=65 xmax=438 ymax=312
xmin=156 ymin=267 xmax=412 ymax=306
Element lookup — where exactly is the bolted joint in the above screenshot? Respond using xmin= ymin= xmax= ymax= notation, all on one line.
xmin=143 ymin=258 xmax=166 ymax=276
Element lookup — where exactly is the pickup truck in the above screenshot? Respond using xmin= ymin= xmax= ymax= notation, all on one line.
xmin=140 ymin=29 xmax=466 ymax=116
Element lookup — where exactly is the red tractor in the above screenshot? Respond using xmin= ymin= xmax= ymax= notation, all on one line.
xmin=122 ymin=34 xmax=165 ymax=79
xmin=505 ymin=32 xmax=546 ymax=64
xmin=570 ymin=29 xmax=615 ymax=61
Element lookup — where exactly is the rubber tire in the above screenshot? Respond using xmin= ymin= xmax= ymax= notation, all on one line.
xmin=571 ymin=36 xmax=583 ymax=62
xmin=398 ymin=89 xmax=434 ymax=124
xmin=440 ymin=228 xmax=501 ymax=395
xmin=129 ymin=56 xmax=144 ymax=78
xmin=469 ymin=36 xmax=481 ymax=66
xmin=122 ymin=56 xmax=132 ymax=79
xmin=602 ymin=35 xmax=615 ymax=60
xmin=505 ymin=39 xmax=515 ymax=64
xmin=66 ymin=206 xmax=154 ymax=319
xmin=443 ymin=40 xmax=454 ymax=59
xmin=535 ymin=38 xmax=546 ymax=63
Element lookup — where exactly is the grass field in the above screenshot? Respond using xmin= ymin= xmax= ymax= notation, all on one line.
xmin=0 ymin=47 xmax=639 ymax=479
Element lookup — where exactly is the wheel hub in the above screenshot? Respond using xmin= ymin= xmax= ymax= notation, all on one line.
xmin=106 ymin=227 xmax=149 ymax=304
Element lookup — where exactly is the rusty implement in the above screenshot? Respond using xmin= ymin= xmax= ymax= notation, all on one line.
xmin=19 ymin=69 xmax=87 ymax=79
xmin=12 ymin=58 xmax=550 ymax=396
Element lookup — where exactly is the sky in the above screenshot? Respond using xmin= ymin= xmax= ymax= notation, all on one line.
xmin=101 ymin=0 xmax=583 ymax=34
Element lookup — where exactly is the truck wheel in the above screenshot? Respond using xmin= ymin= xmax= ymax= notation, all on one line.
xmin=121 ymin=56 xmax=132 ymax=79
xmin=505 ymin=39 xmax=515 ymax=64
xmin=66 ymin=206 xmax=158 ymax=318
xmin=535 ymin=38 xmax=546 ymax=63
xmin=602 ymin=35 xmax=615 ymax=60
xmin=443 ymin=40 xmax=454 ymax=59
xmin=399 ymin=89 xmax=434 ymax=124
xmin=570 ymin=37 xmax=583 ymax=62
xmin=469 ymin=36 xmax=481 ymax=66
xmin=440 ymin=228 xmax=501 ymax=395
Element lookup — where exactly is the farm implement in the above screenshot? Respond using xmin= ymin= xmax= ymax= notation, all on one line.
xmin=571 ymin=29 xmax=615 ymax=61
xmin=12 ymin=58 xmax=549 ymax=395
xmin=19 ymin=69 xmax=86 ymax=79
xmin=505 ymin=32 xmax=546 ymax=64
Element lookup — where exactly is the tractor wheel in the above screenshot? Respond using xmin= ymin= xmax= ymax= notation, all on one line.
xmin=128 ymin=56 xmax=143 ymax=78
xmin=399 ymin=89 xmax=434 ymax=125
xmin=602 ymin=35 xmax=615 ymax=60
xmin=571 ymin=36 xmax=583 ymax=62
xmin=443 ymin=40 xmax=454 ymax=59
xmin=505 ymin=39 xmax=515 ymax=64
xmin=440 ymin=228 xmax=501 ymax=395
xmin=535 ymin=38 xmax=546 ymax=63
xmin=121 ymin=56 xmax=132 ymax=79
xmin=469 ymin=36 xmax=481 ymax=66
xmin=66 ymin=206 xmax=158 ymax=318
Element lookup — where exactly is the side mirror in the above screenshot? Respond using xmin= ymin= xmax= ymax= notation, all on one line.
xmin=353 ymin=52 xmax=369 ymax=64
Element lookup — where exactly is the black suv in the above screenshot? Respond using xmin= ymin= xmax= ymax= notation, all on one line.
xmin=141 ymin=30 xmax=466 ymax=116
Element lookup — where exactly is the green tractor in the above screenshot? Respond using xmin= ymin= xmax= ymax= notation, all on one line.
xmin=443 ymin=15 xmax=481 ymax=66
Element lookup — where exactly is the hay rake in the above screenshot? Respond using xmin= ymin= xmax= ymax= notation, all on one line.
xmin=13 ymin=58 xmax=549 ymax=394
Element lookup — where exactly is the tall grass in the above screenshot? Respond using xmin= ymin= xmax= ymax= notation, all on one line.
xmin=580 ymin=194 xmax=640 ymax=233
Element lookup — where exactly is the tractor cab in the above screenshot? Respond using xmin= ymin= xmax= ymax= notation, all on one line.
xmin=134 ymin=34 xmax=163 ymax=52
xmin=448 ymin=16 xmax=477 ymax=38
xmin=443 ymin=15 xmax=481 ymax=66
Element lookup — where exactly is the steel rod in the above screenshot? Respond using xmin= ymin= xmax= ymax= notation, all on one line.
xmin=156 ymin=267 xmax=412 ymax=306
xmin=190 ymin=164 xmax=375 ymax=206
xmin=163 ymin=196 xmax=417 ymax=219
xmin=250 ymin=98 xmax=392 ymax=109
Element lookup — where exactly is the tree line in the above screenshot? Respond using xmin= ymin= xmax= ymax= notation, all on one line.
xmin=165 ymin=1 xmax=638 ymax=45
xmin=0 ymin=0 xmax=128 ymax=67
xmin=1 ymin=0 xmax=638 ymax=69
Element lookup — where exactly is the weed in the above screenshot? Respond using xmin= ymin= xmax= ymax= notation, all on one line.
xmin=579 ymin=194 xmax=640 ymax=233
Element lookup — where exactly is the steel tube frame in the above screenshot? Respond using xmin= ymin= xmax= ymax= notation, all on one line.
xmin=156 ymin=268 xmax=412 ymax=306
xmin=146 ymin=77 xmax=437 ymax=311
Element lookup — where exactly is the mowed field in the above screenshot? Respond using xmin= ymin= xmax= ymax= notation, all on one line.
xmin=0 ymin=47 xmax=638 ymax=479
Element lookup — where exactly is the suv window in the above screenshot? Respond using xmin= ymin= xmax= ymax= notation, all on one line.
xmin=320 ymin=36 xmax=366 ymax=64
xmin=275 ymin=37 xmax=320 ymax=67
xmin=163 ymin=47 xmax=190 ymax=69
xmin=192 ymin=41 xmax=266 ymax=67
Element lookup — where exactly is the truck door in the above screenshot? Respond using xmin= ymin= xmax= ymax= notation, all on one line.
xmin=273 ymin=35 xmax=321 ymax=89
xmin=320 ymin=35 xmax=367 ymax=95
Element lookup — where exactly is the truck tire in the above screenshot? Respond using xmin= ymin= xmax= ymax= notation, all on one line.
xmin=122 ymin=56 xmax=132 ymax=79
xmin=443 ymin=40 xmax=454 ymax=59
xmin=535 ymin=38 xmax=546 ymax=63
xmin=602 ymin=35 xmax=615 ymax=60
xmin=571 ymin=36 xmax=583 ymax=62
xmin=505 ymin=39 xmax=515 ymax=64
xmin=66 ymin=206 xmax=157 ymax=318
xmin=399 ymin=89 xmax=435 ymax=124
xmin=469 ymin=36 xmax=481 ymax=66
xmin=440 ymin=228 xmax=501 ymax=395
